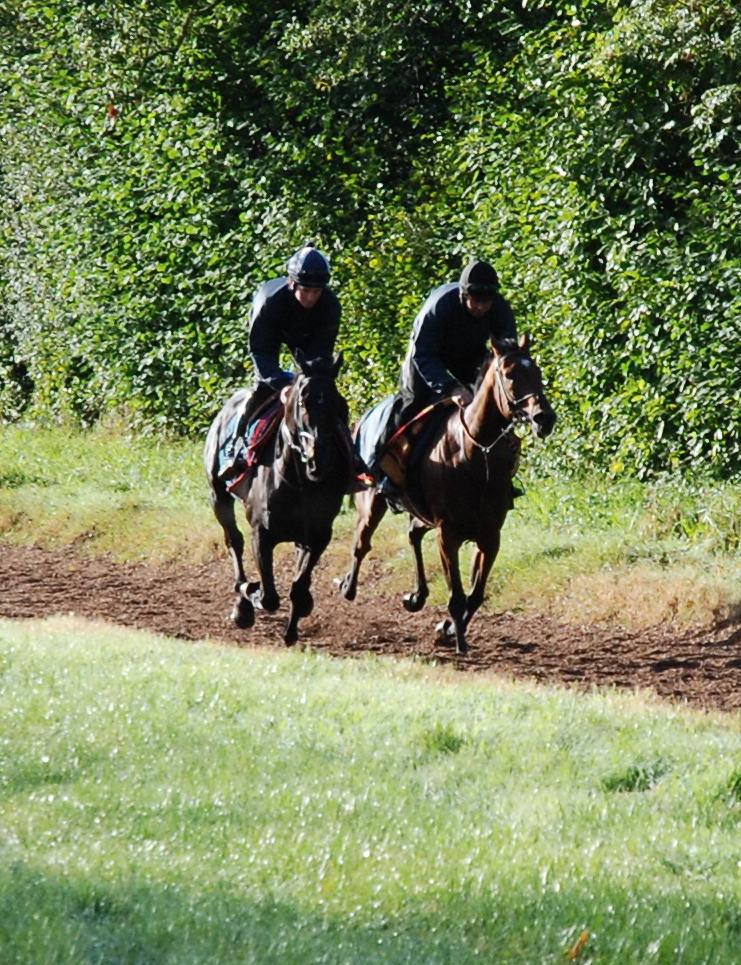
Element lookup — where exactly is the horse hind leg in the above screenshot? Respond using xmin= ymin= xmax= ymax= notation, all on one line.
xmin=403 ymin=517 xmax=430 ymax=612
xmin=210 ymin=489 xmax=255 ymax=629
xmin=339 ymin=490 xmax=387 ymax=601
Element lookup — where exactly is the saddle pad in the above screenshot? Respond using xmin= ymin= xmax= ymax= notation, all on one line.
xmin=354 ymin=394 xmax=398 ymax=471
xmin=379 ymin=398 xmax=457 ymax=486
xmin=245 ymin=398 xmax=283 ymax=468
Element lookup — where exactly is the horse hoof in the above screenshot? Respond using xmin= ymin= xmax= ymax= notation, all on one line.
xmin=434 ymin=619 xmax=456 ymax=646
xmin=262 ymin=593 xmax=280 ymax=613
xmin=284 ymin=626 xmax=298 ymax=647
xmin=231 ymin=601 xmax=255 ymax=629
xmin=339 ymin=574 xmax=356 ymax=601
xmin=402 ymin=591 xmax=427 ymax=613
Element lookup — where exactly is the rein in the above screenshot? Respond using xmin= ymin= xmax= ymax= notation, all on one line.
xmin=275 ymin=376 xmax=339 ymax=487
xmin=458 ymin=350 xmax=536 ymax=457
xmin=458 ymin=407 xmax=516 ymax=455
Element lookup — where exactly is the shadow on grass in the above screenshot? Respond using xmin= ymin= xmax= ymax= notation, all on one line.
xmin=1 ymin=858 xmax=739 ymax=964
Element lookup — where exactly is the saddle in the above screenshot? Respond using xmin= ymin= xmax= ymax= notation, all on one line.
xmin=226 ymin=395 xmax=284 ymax=495
xmin=377 ymin=399 xmax=458 ymax=521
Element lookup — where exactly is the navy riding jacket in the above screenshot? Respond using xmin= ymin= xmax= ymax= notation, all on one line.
xmin=249 ymin=277 xmax=341 ymax=388
xmin=399 ymin=282 xmax=518 ymax=406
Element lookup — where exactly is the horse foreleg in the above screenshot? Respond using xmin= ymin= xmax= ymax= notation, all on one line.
xmin=464 ymin=537 xmax=500 ymax=631
xmin=436 ymin=526 xmax=468 ymax=655
xmin=285 ymin=540 xmax=327 ymax=646
xmin=251 ymin=526 xmax=280 ymax=613
xmin=403 ymin=517 xmax=431 ymax=612
xmin=339 ymin=490 xmax=387 ymax=601
xmin=211 ymin=489 xmax=255 ymax=629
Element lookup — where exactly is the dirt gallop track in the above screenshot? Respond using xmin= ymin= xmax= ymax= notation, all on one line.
xmin=1 ymin=543 xmax=738 ymax=713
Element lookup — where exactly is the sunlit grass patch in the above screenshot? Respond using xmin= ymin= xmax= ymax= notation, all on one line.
xmin=1 ymin=616 xmax=739 ymax=963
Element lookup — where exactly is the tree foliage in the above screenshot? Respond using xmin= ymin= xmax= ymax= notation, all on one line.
xmin=1 ymin=0 xmax=738 ymax=477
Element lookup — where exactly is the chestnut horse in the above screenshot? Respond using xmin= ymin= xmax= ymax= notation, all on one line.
xmin=339 ymin=335 xmax=556 ymax=654
xmin=205 ymin=354 xmax=352 ymax=645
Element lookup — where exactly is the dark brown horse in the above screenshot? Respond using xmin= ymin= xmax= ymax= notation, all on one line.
xmin=205 ymin=354 xmax=352 ymax=644
xmin=340 ymin=335 xmax=556 ymax=654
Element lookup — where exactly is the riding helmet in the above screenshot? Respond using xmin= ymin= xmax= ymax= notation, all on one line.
xmin=287 ymin=243 xmax=331 ymax=288
xmin=459 ymin=259 xmax=499 ymax=297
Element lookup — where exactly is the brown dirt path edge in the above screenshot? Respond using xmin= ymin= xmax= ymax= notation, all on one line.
xmin=1 ymin=542 xmax=738 ymax=713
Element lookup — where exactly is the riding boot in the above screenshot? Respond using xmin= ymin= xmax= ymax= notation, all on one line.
xmin=507 ymin=482 xmax=525 ymax=509
xmin=377 ymin=474 xmax=405 ymax=513
xmin=504 ymin=434 xmax=524 ymax=509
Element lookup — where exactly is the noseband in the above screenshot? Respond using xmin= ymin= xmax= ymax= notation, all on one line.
xmin=459 ymin=350 xmax=541 ymax=455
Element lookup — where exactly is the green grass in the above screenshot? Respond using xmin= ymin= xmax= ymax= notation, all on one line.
xmin=0 ymin=424 xmax=217 ymax=563
xmin=0 ymin=424 xmax=738 ymax=625
xmin=0 ymin=616 xmax=739 ymax=964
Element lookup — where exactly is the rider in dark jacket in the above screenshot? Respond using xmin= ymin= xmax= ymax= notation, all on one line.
xmin=249 ymin=249 xmax=340 ymax=391
xmin=219 ymin=244 xmax=343 ymax=480
xmin=399 ymin=258 xmax=517 ymax=413
xmin=375 ymin=259 xmax=520 ymax=501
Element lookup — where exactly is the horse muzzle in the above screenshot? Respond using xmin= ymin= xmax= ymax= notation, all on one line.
xmin=531 ymin=405 xmax=556 ymax=439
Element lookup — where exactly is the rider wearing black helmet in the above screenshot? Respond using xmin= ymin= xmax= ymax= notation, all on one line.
xmin=219 ymin=243 xmax=342 ymax=480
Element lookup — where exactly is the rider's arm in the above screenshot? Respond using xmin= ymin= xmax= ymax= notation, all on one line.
xmin=248 ymin=284 xmax=293 ymax=388
xmin=410 ymin=303 xmax=462 ymax=399
xmin=302 ymin=292 xmax=341 ymax=362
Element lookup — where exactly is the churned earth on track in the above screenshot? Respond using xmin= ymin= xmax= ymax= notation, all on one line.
xmin=1 ymin=543 xmax=738 ymax=713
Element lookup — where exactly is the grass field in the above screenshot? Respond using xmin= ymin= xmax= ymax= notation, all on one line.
xmin=1 ymin=616 xmax=739 ymax=964
xmin=0 ymin=424 xmax=738 ymax=627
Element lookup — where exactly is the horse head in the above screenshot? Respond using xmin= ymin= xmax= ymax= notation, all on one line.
xmin=282 ymin=352 xmax=345 ymax=482
xmin=491 ymin=334 xmax=556 ymax=439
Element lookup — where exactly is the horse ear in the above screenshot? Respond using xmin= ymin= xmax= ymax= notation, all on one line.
xmin=332 ymin=351 xmax=343 ymax=377
xmin=518 ymin=333 xmax=530 ymax=351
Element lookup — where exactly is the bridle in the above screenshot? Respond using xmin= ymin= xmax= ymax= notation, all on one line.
xmin=459 ymin=350 xmax=540 ymax=456
xmin=492 ymin=350 xmax=540 ymax=416
xmin=279 ymin=381 xmax=317 ymax=465
xmin=278 ymin=374 xmax=341 ymax=475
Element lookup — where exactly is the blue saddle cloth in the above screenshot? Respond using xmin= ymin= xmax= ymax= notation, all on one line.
xmin=354 ymin=395 xmax=399 ymax=473
xmin=217 ymin=398 xmax=283 ymax=477
xmin=218 ymin=412 xmax=243 ymax=476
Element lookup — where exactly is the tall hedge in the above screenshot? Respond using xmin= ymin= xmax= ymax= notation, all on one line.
xmin=1 ymin=0 xmax=739 ymax=477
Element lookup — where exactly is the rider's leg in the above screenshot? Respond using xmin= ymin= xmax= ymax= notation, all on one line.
xmin=219 ymin=382 xmax=275 ymax=481
xmin=375 ymin=394 xmax=418 ymax=500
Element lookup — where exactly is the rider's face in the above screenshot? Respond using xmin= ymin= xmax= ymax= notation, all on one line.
xmin=292 ymin=284 xmax=323 ymax=309
xmin=463 ymin=294 xmax=494 ymax=319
